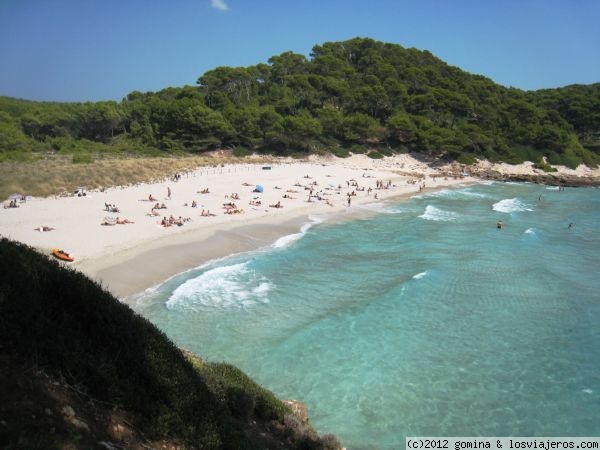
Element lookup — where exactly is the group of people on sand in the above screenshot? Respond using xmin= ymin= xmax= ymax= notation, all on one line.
xmin=148 ymin=202 xmax=168 ymax=216
xmin=104 ymin=202 xmax=120 ymax=212
xmin=198 ymin=188 xmax=210 ymax=194
xmin=223 ymin=202 xmax=244 ymax=214
xmin=225 ymin=192 xmax=240 ymax=200
xmin=102 ymin=216 xmax=134 ymax=225
xmin=4 ymin=199 xmax=20 ymax=208
xmin=161 ymin=215 xmax=189 ymax=227
xmin=200 ymin=209 xmax=215 ymax=217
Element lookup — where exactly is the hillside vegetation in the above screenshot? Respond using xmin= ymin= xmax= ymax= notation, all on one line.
xmin=1 ymin=37 xmax=599 ymax=168
xmin=0 ymin=238 xmax=340 ymax=449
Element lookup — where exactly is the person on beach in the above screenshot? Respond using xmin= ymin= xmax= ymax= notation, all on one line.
xmin=568 ymin=222 xmax=573 ymax=230
xmin=34 ymin=226 xmax=54 ymax=232
xmin=149 ymin=194 xmax=157 ymax=202
xmin=167 ymin=187 xmax=171 ymax=200
xmin=347 ymin=197 xmax=351 ymax=207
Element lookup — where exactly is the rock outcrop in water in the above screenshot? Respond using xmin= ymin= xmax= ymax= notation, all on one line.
xmin=465 ymin=168 xmax=600 ymax=187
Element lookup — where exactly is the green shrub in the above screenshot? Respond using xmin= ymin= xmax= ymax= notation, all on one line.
xmin=503 ymin=146 xmax=540 ymax=164
xmin=347 ymin=144 xmax=368 ymax=154
xmin=456 ymin=153 xmax=478 ymax=165
xmin=533 ymin=157 xmax=558 ymax=172
xmin=232 ymin=146 xmax=252 ymax=157
xmin=0 ymin=238 xmax=306 ymax=449
xmin=331 ymin=147 xmax=350 ymax=158
xmin=367 ymin=151 xmax=384 ymax=159
xmin=546 ymin=151 xmax=581 ymax=169
xmin=72 ymin=152 xmax=93 ymax=164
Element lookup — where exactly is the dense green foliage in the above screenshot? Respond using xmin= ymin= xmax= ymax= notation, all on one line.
xmin=1 ymin=38 xmax=599 ymax=167
xmin=0 ymin=238 xmax=337 ymax=449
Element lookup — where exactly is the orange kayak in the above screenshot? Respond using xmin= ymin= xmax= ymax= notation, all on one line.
xmin=51 ymin=248 xmax=74 ymax=262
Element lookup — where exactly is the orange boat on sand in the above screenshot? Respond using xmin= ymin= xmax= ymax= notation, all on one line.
xmin=51 ymin=248 xmax=74 ymax=262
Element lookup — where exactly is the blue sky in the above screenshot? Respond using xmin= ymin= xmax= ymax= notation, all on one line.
xmin=1 ymin=0 xmax=599 ymax=102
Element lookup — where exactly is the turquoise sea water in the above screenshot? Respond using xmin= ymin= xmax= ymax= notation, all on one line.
xmin=129 ymin=182 xmax=600 ymax=449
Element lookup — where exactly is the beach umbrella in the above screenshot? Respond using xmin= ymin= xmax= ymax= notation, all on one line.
xmin=255 ymin=184 xmax=264 ymax=193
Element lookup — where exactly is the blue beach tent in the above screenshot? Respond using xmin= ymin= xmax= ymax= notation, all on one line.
xmin=255 ymin=184 xmax=264 ymax=193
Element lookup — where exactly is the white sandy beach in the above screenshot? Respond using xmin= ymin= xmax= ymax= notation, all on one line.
xmin=3 ymin=153 xmax=596 ymax=297
xmin=0 ymin=154 xmax=475 ymax=296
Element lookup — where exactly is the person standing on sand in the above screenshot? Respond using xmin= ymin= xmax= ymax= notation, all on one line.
xmin=347 ymin=197 xmax=351 ymax=207
xmin=167 ymin=187 xmax=172 ymax=200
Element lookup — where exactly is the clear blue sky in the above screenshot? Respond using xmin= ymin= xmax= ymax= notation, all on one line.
xmin=1 ymin=0 xmax=599 ymax=102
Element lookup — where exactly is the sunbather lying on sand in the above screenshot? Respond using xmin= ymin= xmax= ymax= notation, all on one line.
xmin=269 ymin=201 xmax=283 ymax=208
xmin=34 ymin=226 xmax=55 ymax=232
xmin=116 ymin=217 xmax=134 ymax=224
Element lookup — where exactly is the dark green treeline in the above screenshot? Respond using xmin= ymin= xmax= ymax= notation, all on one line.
xmin=1 ymin=38 xmax=599 ymax=167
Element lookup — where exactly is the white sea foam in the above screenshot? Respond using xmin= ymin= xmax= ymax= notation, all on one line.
xmin=358 ymin=202 xmax=394 ymax=213
xmin=582 ymin=388 xmax=593 ymax=394
xmin=413 ymin=271 xmax=428 ymax=280
xmin=271 ymin=216 xmax=323 ymax=249
xmin=546 ymin=186 xmax=560 ymax=191
xmin=524 ymin=228 xmax=536 ymax=236
xmin=420 ymin=188 xmax=489 ymax=200
xmin=419 ymin=205 xmax=458 ymax=221
xmin=492 ymin=198 xmax=533 ymax=213
xmin=166 ymin=262 xmax=272 ymax=310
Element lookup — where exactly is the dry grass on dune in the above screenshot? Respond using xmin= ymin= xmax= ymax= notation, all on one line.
xmin=0 ymin=154 xmax=277 ymax=200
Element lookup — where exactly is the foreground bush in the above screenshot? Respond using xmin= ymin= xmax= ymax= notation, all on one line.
xmin=0 ymin=238 xmax=340 ymax=449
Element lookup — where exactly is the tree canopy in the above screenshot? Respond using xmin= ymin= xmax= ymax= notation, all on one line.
xmin=1 ymin=37 xmax=599 ymax=167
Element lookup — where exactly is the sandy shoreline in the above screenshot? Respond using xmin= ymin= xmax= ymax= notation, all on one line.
xmin=2 ymin=153 xmax=597 ymax=298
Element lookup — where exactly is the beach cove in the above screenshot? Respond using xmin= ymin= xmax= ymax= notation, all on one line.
xmin=2 ymin=155 xmax=600 ymax=449
xmin=0 ymin=154 xmax=473 ymax=296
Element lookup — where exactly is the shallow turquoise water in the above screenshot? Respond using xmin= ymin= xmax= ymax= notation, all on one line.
xmin=130 ymin=182 xmax=600 ymax=449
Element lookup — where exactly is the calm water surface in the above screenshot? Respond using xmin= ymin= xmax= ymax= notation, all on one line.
xmin=130 ymin=182 xmax=600 ymax=449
